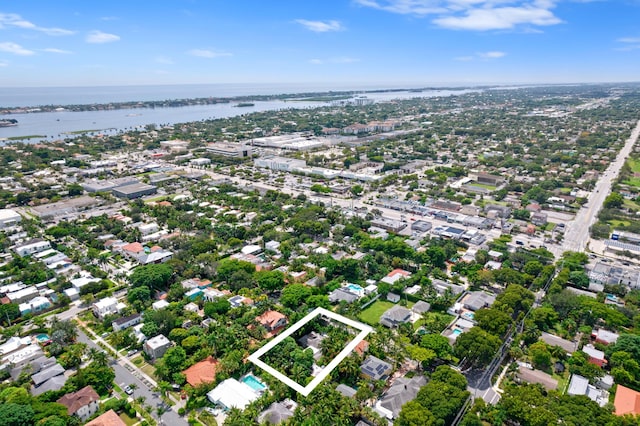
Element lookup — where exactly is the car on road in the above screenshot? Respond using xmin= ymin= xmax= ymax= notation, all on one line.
xmin=127 ymin=349 xmax=138 ymax=357
xmin=124 ymin=385 xmax=134 ymax=395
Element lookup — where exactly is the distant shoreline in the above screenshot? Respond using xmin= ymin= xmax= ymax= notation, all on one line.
xmin=0 ymin=86 xmax=478 ymax=115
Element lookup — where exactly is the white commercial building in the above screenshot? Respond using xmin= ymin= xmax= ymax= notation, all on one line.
xmin=0 ymin=209 xmax=21 ymax=228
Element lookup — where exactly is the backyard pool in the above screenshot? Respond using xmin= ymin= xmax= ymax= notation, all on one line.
xmin=462 ymin=312 xmax=475 ymax=320
xmin=346 ymin=283 xmax=364 ymax=295
xmin=452 ymin=329 xmax=463 ymax=337
xmin=35 ymin=333 xmax=51 ymax=344
xmin=242 ymin=374 xmax=267 ymax=392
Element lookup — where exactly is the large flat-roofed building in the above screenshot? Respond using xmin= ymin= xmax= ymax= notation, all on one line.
xmin=206 ymin=142 xmax=252 ymax=158
xmin=159 ymin=140 xmax=189 ymax=152
xmin=0 ymin=209 xmax=21 ymax=228
xmin=254 ymin=156 xmax=306 ymax=172
xmin=14 ymin=238 xmax=51 ymax=257
xmin=30 ymin=196 xmax=101 ymax=219
xmin=82 ymin=177 xmax=139 ymax=193
xmin=112 ymin=183 xmax=157 ymax=199
xmin=250 ymin=133 xmax=327 ymax=151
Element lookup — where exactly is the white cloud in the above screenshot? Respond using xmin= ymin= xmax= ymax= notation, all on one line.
xmin=615 ymin=37 xmax=640 ymax=51
xmin=0 ymin=13 xmax=74 ymax=35
xmin=155 ymin=55 xmax=174 ymax=64
xmin=309 ymin=56 xmax=359 ymax=64
xmin=295 ymin=19 xmax=344 ymax=32
xmin=433 ymin=5 xmax=562 ymax=30
xmin=0 ymin=60 xmax=7 ymax=67
xmin=0 ymin=42 xmax=35 ymax=56
xmin=454 ymin=50 xmax=506 ymax=60
xmin=187 ymin=49 xmax=232 ymax=58
xmin=355 ymin=0 xmax=563 ymax=31
xmin=86 ymin=30 xmax=120 ymax=43
xmin=478 ymin=50 xmax=506 ymax=58
xmin=43 ymin=48 xmax=72 ymax=54
xmin=354 ymin=0 xmax=447 ymax=15
xmin=617 ymin=37 xmax=640 ymax=44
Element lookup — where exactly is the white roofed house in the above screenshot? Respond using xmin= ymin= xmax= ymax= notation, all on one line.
xmin=92 ymin=297 xmax=119 ymax=319
xmin=14 ymin=238 xmax=51 ymax=257
xmin=0 ymin=208 xmax=21 ymax=228
xmin=207 ymin=378 xmax=260 ymax=411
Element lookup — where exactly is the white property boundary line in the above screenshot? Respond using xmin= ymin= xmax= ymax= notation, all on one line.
xmin=248 ymin=307 xmax=373 ymax=396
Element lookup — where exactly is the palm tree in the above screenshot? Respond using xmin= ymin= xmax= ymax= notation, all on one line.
xmin=135 ymin=396 xmax=146 ymax=407
xmin=89 ymin=348 xmax=109 ymax=367
xmin=155 ymin=381 xmax=171 ymax=398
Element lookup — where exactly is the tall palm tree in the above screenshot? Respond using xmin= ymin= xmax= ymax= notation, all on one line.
xmin=89 ymin=348 xmax=109 ymax=367
xmin=128 ymin=383 xmax=138 ymax=396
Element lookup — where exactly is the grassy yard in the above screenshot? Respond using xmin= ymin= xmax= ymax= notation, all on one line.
xmin=359 ymin=300 xmax=396 ymax=325
xmin=609 ymin=219 xmax=631 ymax=228
xmin=622 ymin=177 xmax=640 ymax=188
xmin=119 ymin=413 xmax=138 ymax=426
xmin=139 ymin=363 xmax=157 ymax=380
xmin=413 ymin=312 xmax=455 ymax=331
xmin=131 ymin=355 xmax=144 ymax=367
xmin=627 ymin=157 xmax=640 ymax=173
xmin=359 ymin=300 xmax=414 ymax=325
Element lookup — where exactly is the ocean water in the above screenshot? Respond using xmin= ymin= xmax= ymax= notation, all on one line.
xmin=0 ymin=83 xmax=437 ymax=109
xmin=0 ymin=84 xmax=478 ymax=143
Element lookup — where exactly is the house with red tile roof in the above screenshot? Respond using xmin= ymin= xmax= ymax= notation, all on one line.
xmin=614 ymin=385 xmax=640 ymax=416
xmin=85 ymin=409 xmax=126 ymax=426
xmin=256 ymin=310 xmax=287 ymax=336
xmin=182 ymin=356 xmax=219 ymax=387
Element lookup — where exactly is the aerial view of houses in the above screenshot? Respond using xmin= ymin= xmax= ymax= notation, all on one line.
xmin=1 ymin=82 xmax=640 ymax=426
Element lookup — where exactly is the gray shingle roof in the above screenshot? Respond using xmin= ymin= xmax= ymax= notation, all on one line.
xmin=361 ymin=355 xmax=392 ymax=380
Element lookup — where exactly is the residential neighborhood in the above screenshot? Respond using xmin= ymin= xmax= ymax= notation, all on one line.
xmin=1 ymin=84 xmax=640 ymax=426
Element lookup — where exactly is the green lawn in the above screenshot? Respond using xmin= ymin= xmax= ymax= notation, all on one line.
xmin=622 ymin=177 xmax=640 ymax=188
xmin=359 ymin=300 xmax=396 ymax=325
xmin=469 ymin=182 xmax=497 ymax=190
xmin=627 ymin=157 xmax=640 ymax=173
xmin=119 ymin=413 xmax=138 ymax=426
xmin=139 ymin=363 xmax=157 ymax=380
xmin=609 ymin=219 xmax=631 ymax=228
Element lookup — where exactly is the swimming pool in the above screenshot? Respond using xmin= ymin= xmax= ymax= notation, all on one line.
xmin=462 ymin=312 xmax=475 ymax=320
xmin=242 ymin=374 xmax=267 ymax=392
xmin=35 ymin=333 xmax=51 ymax=343
xmin=347 ymin=283 xmax=363 ymax=291
xmin=452 ymin=329 xmax=463 ymax=337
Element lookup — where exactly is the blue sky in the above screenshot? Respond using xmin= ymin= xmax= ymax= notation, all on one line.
xmin=0 ymin=0 xmax=638 ymax=87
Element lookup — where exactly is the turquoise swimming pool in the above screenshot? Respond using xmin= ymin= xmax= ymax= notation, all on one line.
xmin=346 ymin=284 xmax=364 ymax=294
xmin=242 ymin=374 xmax=267 ymax=392
xmin=452 ymin=329 xmax=463 ymax=336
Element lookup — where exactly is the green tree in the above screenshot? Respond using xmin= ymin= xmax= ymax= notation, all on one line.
xmin=256 ymin=270 xmax=286 ymax=292
xmin=395 ymin=401 xmax=436 ymax=426
xmin=604 ymin=192 xmax=624 ymax=209
xmin=420 ymin=334 xmax=453 ymax=360
xmin=474 ymin=308 xmax=513 ymax=337
xmin=129 ymin=263 xmax=173 ymax=290
xmin=0 ymin=403 xmax=35 ymax=426
xmin=204 ymin=299 xmax=231 ymax=317
xmin=529 ymin=341 xmax=552 ymax=369
xmin=280 ymin=284 xmax=312 ymax=309
xmin=454 ymin=327 xmax=501 ymax=368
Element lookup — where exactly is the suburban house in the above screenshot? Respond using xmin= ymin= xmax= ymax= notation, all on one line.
xmin=592 ymin=328 xmax=619 ymax=345
xmin=86 ymin=409 xmax=127 ymax=426
xmin=361 ymin=355 xmax=392 ymax=381
xmin=112 ymin=313 xmax=142 ymax=332
xmin=207 ymin=378 xmax=260 ymax=410
xmin=376 ymin=376 xmax=427 ymax=419
xmin=539 ymin=332 xmax=578 ymax=354
xmin=92 ymin=297 xmax=120 ymax=319
xmin=582 ymin=344 xmax=607 ymax=367
xmin=462 ymin=291 xmax=496 ymax=311
xmin=328 ymin=288 xmax=359 ymax=304
xmin=143 ymin=334 xmax=172 ymax=359
xmin=182 ymin=356 xmax=219 ymax=387
xmin=379 ymin=305 xmax=412 ymax=328
xmin=381 ymin=269 xmax=411 ymax=285
xmin=258 ymin=401 xmax=296 ymax=425
xmin=256 ymin=310 xmax=288 ymax=335
xmin=57 ymin=385 xmax=100 ymax=421
xmin=31 ymin=363 xmax=67 ymax=396
xmin=14 ymin=239 xmax=51 ymax=257
xmin=567 ymin=374 xmax=609 ymax=407
xmin=614 ymin=385 xmax=640 ymax=417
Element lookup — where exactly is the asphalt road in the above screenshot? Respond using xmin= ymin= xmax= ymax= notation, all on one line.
xmin=563 ymin=119 xmax=640 ymax=253
xmin=77 ymin=330 xmax=188 ymax=426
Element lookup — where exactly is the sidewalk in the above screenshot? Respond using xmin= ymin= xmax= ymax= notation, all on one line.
xmin=76 ymin=318 xmax=180 ymax=408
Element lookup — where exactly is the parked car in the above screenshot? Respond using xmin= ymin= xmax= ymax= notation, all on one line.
xmin=124 ymin=385 xmax=134 ymax=395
